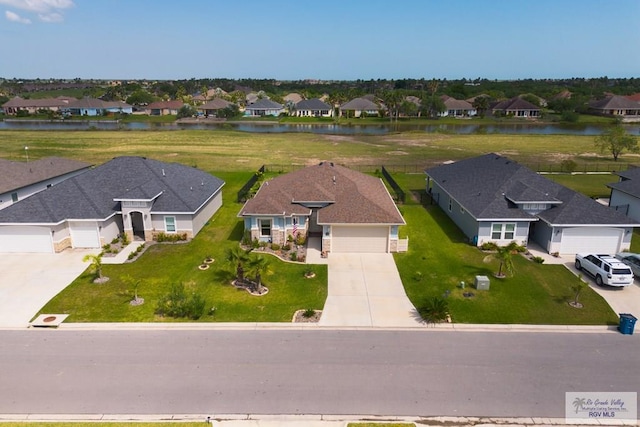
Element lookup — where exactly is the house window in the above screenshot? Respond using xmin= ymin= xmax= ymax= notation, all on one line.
xmin=11 ymin=192 xmax=18 ymax=203
xmin=259 ymin=219 xmax=272 ymax=237
xmin=165 ymin=216 xmax=176 ymax=233
xmin=492 ymin=223 xmax=516 ymax=240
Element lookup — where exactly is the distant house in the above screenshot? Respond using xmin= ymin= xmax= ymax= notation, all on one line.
xmin=425 ymin=153 xmax=637 ymax=254
xmin=198 ymin=98 xmax=233 ymax=117
xmin=294 ymin=98 xmax=333 ymax=117
xmin=608 ymin=167 xmax=640 ymax=222
xmin=64 ymin=98 xmax=106 ymax=116
xmin=244 ymin=99 xmax=284 ymax=117
xmin=2 ymin=96 xmax=72 ymax=115
xmin=145 ymin=100 xmax=185 ymax=116
xmin=589 ymin=95 xmax=640 ymax=118
xmin=439 ymin=96 xmax=477 ymax=117
xmin=283 ymin=93 xmax=304 ymax=104
xmin=0 ymin=157 xmax=91 ymax=210
xmin=339 ymin=97 xmax=382 ymax=118
xmin=239 ymin=162 xmax=406 ymax=253
xmin=0 ymin=157 xmax=225 ymax=253
xmin=491 ymin=97 xmax=540 ymax=118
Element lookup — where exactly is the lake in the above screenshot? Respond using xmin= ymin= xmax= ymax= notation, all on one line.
xmin=1 ymin=119 xmax=639 ymax=135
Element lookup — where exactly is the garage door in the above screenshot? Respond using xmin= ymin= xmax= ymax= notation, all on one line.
xmin=0 ymin=226 xmax=53 ymax=253
xmin=560 ymin=227 xmax=623 ymax=254
xmin=69 ymin=222 xmax=100 ymax=248
xmin=331 ymin=226 xmax=388 ymax=253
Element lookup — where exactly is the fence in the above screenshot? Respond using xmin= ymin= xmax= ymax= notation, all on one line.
xmin=381 ymin=165 xmax=405 ymax=203
xmin=237 ymin=165 xmax=265 ymax=202
xmin=262 ymin=162 xmax=631 ymax=175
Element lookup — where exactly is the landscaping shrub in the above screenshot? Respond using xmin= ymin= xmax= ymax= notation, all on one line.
xmin=418 ymin=296 xmax=449 ymax=323
xmin=270 ymin=243 xmax=281 ymax=251
xmin=295 ymin=234 xmax=306 ymax=245
xmin=532 ymin=256 xmax=545 ymax=264
xmin=155 ymin=283 xmax=207 ymax=320
xmin=290 ymin=251 xmax=297 ymax=261
xmin=241 ymin=230 xmax=252 ymax=245
xmin=282 ymin=243 xmax=291 ymax=251
xmin=155 ymin=232 xmax=188 ymax=243
xmin=302 ymin=308 xmax=316 ymax=318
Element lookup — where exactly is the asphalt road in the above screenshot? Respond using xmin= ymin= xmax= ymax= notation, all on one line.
xmin=1 ymin=329 xmax=638 ymax=417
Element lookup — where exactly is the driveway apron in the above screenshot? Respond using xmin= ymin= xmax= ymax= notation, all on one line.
xmin=319 ymin=253 xmax=422 ymax=327
xmin=0 ymin=250 xmax=90 ymax=327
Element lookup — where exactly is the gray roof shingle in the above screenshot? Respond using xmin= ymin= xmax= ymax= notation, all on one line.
xmin=295 ymin=98 xmax=331 ymax=110
xmin=425 ymin=153 xmax=636 ymax=225
xmin=608 ymin=167 xmax=640 ymax=198
xmin=0 ymin=157 xmax=225 ymax=223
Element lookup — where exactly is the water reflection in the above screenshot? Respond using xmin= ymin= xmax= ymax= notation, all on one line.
xmin=1 ymin=119 xmax=639 ymax=136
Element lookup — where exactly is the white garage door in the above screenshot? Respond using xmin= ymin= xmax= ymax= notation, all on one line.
xmin=331 ymin=226 xmax=388 ymax=253
xmin=560 ymin=227 xmax=623 ymax=254
xmin=0 ymin=226 xmax=53 ymax=253
xmin=69 ymin=222 xmax=100 ymax=248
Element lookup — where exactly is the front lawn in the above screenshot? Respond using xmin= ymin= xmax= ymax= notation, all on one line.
xmin=392 ymin=173 xmax=618 ymax=325
xmin=38 ymin=171 xmax=327 ymax=322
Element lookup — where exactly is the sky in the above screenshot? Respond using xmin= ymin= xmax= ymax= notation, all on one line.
xmin=0 ymin=0 xmax=639 ymax=80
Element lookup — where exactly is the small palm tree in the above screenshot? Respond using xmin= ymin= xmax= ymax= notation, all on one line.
xmin=418 ymin=296 xmax=449 ymax=324
xmin=248 ymin=255 xmax=272 ymax=291
xmin=483 ymin=241 xmax=520 ymax=278
xmin=570 ymin=274 xmax=587 ymax=308
xmin=226 ymin=246 xmax=250 ymax=282
xmin=83 ymin=253 xmax=105 ymax=281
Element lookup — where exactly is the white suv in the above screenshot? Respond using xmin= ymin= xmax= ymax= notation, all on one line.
xmin=575 ymin=254 xmax=634 ymax=287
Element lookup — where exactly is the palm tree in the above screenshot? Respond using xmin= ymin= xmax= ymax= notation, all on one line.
xmin=570 ymin=274 xmax=587 ymax=308
xmin=83 ymin=253 xmax=107 ymax=282
xmin=483 ymin=241 xmax=521 ymax=278
xmin=226 ymin=246 xmax=250 ymax=282
xmin=248 ymin=255 xmax=272 ymax=291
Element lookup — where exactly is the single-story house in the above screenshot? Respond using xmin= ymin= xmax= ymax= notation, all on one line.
xmin=145 ymin=100 xmax=185 ymax=116
xmin=589 ymin=95 xmax=640 ymax=118
xmin=0 ymin=157 xmax=92 ymax=210
xmin=0 ymin=157 xmax=225 ymax=253
xmin=339 ymin=97 xmax=382 ymax=118
xmin=425 ymin=153 xmax=638 ymax=254
xmin=1 ymin=96 xmax=71 ymax=115
xmin=238 ymin=162 xmax=406 ymax=253
xmin=62 ymin=98 xmax=132 ymax=116
xmin=608 ymin=167 xmax=640 ymax=222
xmin=491 ymin=97 xmax=540 ymax=118
xmin=198 ymin=98 xmax=233 ymax=117
xmin=294 ymin=98 xmax=333 ymax=117
xmin=244 ymin=99 xmax=284 ymax=117
xmin=439 ymin=96 xmax=477 ymax=117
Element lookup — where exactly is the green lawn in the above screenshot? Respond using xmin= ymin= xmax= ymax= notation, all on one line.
xmin=545 ymin=173 xmax=615 ymax=198
xmin=39 ymin=172 xmax=327 ymax=322
xmin=392 ymin=173 xmax=618 ymax=325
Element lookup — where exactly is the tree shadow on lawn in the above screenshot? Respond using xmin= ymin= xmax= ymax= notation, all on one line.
xmin=227 ymin=220 xmax=245 ymax=241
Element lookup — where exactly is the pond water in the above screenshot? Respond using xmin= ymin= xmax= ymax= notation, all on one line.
xmin=1 ymin=119 xmax=639 ymax=136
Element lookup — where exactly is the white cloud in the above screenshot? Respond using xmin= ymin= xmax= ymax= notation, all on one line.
xmin=5 ymin=10 xmax=31 ymax=23
xmin=0 ymin=0 xmax=73 ymax=22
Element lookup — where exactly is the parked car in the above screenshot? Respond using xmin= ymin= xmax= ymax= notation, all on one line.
xmin=575 ymin=253 xmax=634 ymax=287
xmin=615 ymin=253 xmax=640 ymax=278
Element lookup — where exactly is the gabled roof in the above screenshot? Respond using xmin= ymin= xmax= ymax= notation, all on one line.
xmin=200 ymin=98 xmax=232 ymax=110
xmin=608 ymin=167 xmax=640 ymax=198
xmin=492 ymin=97 xmax=540 ymax=111
xmin=340 ymin=97 xmax=380 ymax=111
xmin=283 ymin=93 xmax=304 ymax=103
xmin=0 ymin=157 xmax=225 ymax=224
xmin=295 ymin=98 xmax=331 ymax=110
xmin=2 ymin=96 xmax=72 ymax=108
xmin=589 ymin=95 xmax=640 ymax=110
xmin=425 ymin=153 xmax=636 ymax=226
xmin=239 ymin=162 xmax=404 ymax=225
xmin=245 ymin=98 xmax=283 ymax=110
xmin=0 ymin=157 xmax=92 ymax=194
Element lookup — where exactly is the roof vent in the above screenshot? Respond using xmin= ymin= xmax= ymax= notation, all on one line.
xmin=162 ymin=169 xmax=166 ymax=176
xmin=201 ymin=180 xmax=204 ymax=186
xmin=190 ymin=186 xmax=193 ymax=191
xmin=332 ymin=175 xmax=336 ymax=185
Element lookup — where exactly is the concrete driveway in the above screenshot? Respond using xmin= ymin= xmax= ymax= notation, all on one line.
xmin=319 ymin=253 xmax=423 ymax=327
xmin=0 ymin=249 xmax=90 ymax=328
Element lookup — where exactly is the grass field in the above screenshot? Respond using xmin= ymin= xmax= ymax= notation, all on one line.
xmin=0 ymin=130 xmax=635 ymax=175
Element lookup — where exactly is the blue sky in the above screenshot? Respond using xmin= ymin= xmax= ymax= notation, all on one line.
xmin=1 ymin=0 xmax=639 ymax=80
